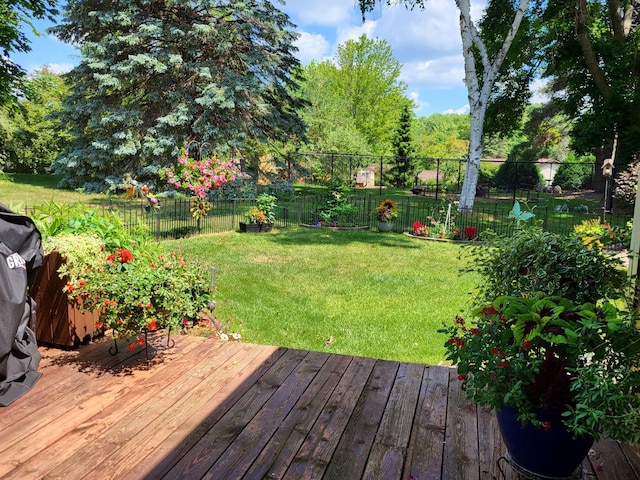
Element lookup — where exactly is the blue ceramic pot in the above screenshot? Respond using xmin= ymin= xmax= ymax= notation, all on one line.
xmin=497 ymin=406 xmax=593 ymax=478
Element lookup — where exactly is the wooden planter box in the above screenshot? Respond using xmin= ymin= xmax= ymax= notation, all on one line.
xmin=239 ymin=222 xmax=273 ymax=233
xmin=28 ymin=251 xmax=100 ymax=348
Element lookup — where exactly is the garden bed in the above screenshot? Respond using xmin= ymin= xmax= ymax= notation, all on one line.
xmin=402 ymin=232 xmax=476 ymax=244
xmin=300 ymin=224 xmax=370 ymax=231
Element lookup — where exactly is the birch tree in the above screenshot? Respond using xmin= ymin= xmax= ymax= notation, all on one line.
xmin=359 ymin=0 xmax=529 ymax=212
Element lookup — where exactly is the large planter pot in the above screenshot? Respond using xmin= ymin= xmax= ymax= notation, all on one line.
xmin=28 ymin=251 xmax=101 ymax=348
xmin=497 ymin=406 xmax=593 ymax=478
xmin=239 ymin=222 xmax=273 ymax=233
xmin=376 ymin=221 xmax=394 ymax=232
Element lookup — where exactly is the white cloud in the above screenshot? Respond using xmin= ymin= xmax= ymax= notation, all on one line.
xmin=371 ymin=0 xmax=462 ymax=55
xmin=282 ymin=0 xmax=357 ymax=27
xmin=530 ymin=78 xmax=551 ymax=104
xmin=335 ymin=21 xmax=377 ymax=47
xmin=294 ymin=32 xmax=331 ymax=64
xmin=444 ymin=104 xmax=470 ymax=115
xmin=409 ymin=90 xmax=430 ymax=114
xmin=43 ymin=63 xmax=74 ymax=74
xmin=401 ymin=55 xmax=465 ymax=90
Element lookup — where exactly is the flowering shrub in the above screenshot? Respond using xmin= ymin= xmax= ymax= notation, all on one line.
xmin=411 ymin=201 xmax=457 ymax=238
xmin=164 ymin=147 xmax=235 ymax=218
xmin=245 ymin=207 xmax=267 ymax=224
xmin=440 ymin=295 xmax=640 ymax=442
xmin=244 ymin=193 xmax=277 ymax=224
xmin=40 ymin=206 xmax=215 ymax=348
xmin=72 ymin=246 xmax=211 ymax=343
xmin=573 ymin=218 xmax=615 ymax=250
xmin=375 ymin=199 xmax=398 ymax=222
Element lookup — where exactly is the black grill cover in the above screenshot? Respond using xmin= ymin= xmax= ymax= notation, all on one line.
xmin=0 ymin=203 xmax=43 ymax=406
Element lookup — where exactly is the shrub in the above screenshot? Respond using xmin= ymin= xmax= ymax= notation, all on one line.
xmin=553 ymin=152 xmax=594 ymax=191
xmin=468 ymin=223 xmax=627 ymax=305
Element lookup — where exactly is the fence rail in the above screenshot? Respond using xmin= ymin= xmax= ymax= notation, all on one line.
xmin=71 ymin=195 xmax=631 ymax=242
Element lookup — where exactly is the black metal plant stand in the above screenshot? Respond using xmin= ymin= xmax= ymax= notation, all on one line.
xmin=108 ymin=327 xmax=176 ymax=361
xmin=496 ymin=453 xmax=584 ymax=480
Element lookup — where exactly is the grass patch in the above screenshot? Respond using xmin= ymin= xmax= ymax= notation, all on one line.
xmin=164 ymin=227 xmax=479 ymax=364
xmin=0 ymin=174 xmax=110 ymax=208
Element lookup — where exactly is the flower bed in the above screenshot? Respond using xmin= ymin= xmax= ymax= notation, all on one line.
xmin=300 ymin=223 xmax=369 ymax=231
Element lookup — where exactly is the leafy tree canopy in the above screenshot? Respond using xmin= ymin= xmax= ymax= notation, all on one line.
xmin=0 ymin=67 xmax=71 ymax=173
xmin=52 ymin=0 xmax=307 ymax=191
xmin=0 ymin=0 xmax=57 ymax=106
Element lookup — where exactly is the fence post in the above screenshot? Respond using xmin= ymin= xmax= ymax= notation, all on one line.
xmin=232 ymin=199 xmax=236 ymax=228
xmin=493 ymin=203 xmax=498 ymax=232
xmin=543 ymin=206 xmax=549 ymax=231
xmin=156 ymin=209 xmax=161 ymax=240
xmin=379 ymin=156 xmax=383 ymax=196
xmin=435 ymin=158 xmax=441 ymax=201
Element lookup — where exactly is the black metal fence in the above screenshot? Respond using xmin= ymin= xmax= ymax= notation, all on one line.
xmin=96 ymin=194 xmax=630 ymax=242
xmin=286 ymin=152 xmax=598 ymax=203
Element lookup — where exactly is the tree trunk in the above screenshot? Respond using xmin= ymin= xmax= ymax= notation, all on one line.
xmin=456 ymin=0 xmax=529 ymax=213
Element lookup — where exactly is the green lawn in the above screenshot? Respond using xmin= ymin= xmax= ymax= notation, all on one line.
xmin=0 ymin=174 xmax=112 ymax=208
xmin=165 ymin=227 xmax=479 ymax=365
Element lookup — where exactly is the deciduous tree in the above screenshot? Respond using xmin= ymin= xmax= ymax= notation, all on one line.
xmin=0 ymin=0 xmax=57 ymax=106
xmin=359 ymin=0 xmax=530 ymax=212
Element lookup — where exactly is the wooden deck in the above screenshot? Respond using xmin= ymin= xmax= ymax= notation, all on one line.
xmin=2 ymin=333 xmax=639 ymax=480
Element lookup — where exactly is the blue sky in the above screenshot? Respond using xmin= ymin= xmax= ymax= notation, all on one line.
xmin=10 ymin=0 xmax=485 ymax=117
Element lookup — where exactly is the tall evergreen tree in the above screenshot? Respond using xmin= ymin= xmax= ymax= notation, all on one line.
xmin=389 ymin=102 xmax=415 ymax=188
xmin=52 ymin=0 xmax=306 ymax=190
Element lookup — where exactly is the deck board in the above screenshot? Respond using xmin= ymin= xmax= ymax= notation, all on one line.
xmin=1 ymin=334 xmax=638 ymax=480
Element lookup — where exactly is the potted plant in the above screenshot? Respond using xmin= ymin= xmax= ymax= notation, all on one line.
xmin=239 ymin=193 xmax=276 ymax=233
xmin=375 ymin=199 xmax=398 ymax=232
xmin=440 ymin=203 xmax=639 ymax=477
xmin=441 ymin=295 xmax=640 ymax=477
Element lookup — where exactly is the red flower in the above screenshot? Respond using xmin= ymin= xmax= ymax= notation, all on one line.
xmin=482 ymin=306 xmax=497 ymax=315
xmin=147 ymin=318 xmax=157 ymax=331
xmin=522 ymin=340 xmax=532 ymax=350
xmin=464 ymin=226 xmax=477 ymax=239
xmin=455 ymin=315 xmax=465 ymax=325
xmin=127 ymin=343 xmax=135 ymax=351
xmin=117 ymin=248 xmax=135 ymax=263
xmin=146 ymin=303 xmax=153 ymax=310
xmin=65 ymin=282 xmax=74 ymax=292
xmin=470 ymin=328 xmax=481 ymax=335
xmin=497 ymin=360 xmax=509 ymax=368
xmin=182 ymin=317 xmax=188 ymax=325
xmin=117 ymin=319 xmax=123 ymax=325
xmin=542 ymin=421 xmax=552 ymax=432
xmin=78 ymin=281 xmax=86 ymax=287
xmin=136 ymin=337 xmax=145 ymax=346
xmin=457 ymin=374 xmax=465 ymax=381
xmin=95 ymin=321 xmax=103 ymax=329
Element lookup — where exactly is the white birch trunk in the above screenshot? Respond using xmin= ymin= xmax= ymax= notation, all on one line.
xmin=456 ymin=0 xmax=529 ymax=213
